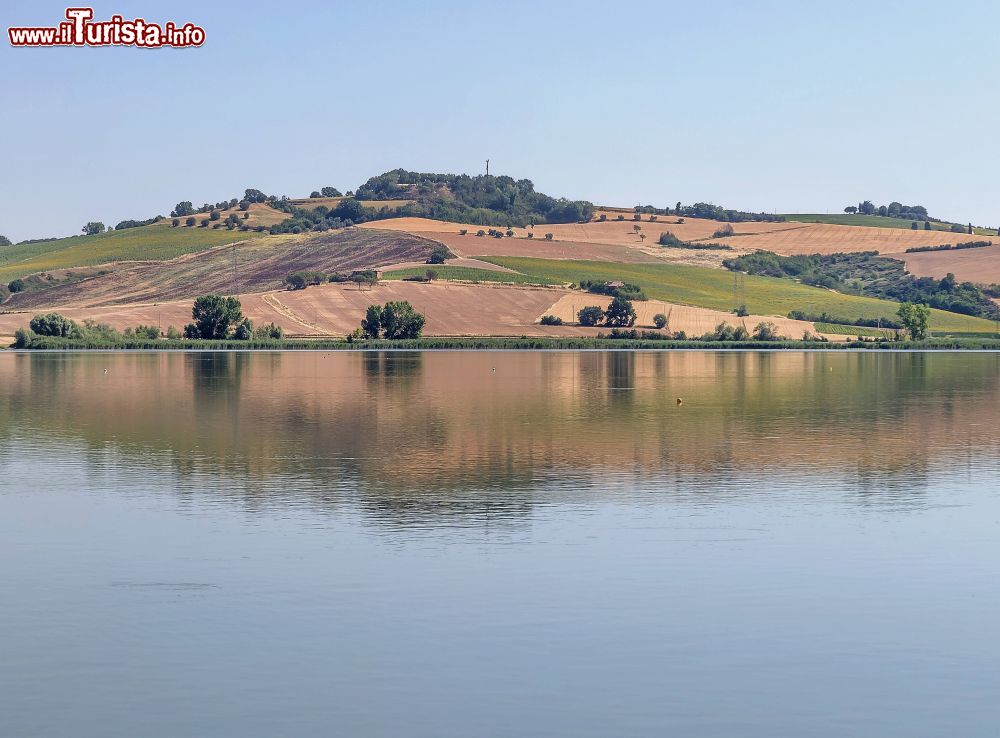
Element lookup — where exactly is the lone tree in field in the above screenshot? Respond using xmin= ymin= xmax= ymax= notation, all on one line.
xmin=653 ymin=313 xmax=668 ymax=329
xmin=604 ymin=295 xmax=637 ymax=327
xmin=897 ymin=302 xmax=930 ymax=341
xmin=633 ymin=224 xmax=642 ymax=234
xmin=321 ymin=187 xmax=341 ymax=198
xmin=82 ymin=222 xmax=106 ymax=236
xmin=351 ymin=269 xmax=379 ymax=291
xmin=185 ymin=216 xmax=197 ymax=227
xmin=361 ymin=301 xmax=425 ymax=339
xmin=189 ymin=295 xmax=243 ymax=339
xmin=844 ymin=206 xmax=858 ymax=214
xmin=577 ymin=305 xmax=604 ymax=326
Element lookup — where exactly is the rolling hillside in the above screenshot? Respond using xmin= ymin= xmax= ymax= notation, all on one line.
xmin=481 ymin=257 xmax=997 ymax=334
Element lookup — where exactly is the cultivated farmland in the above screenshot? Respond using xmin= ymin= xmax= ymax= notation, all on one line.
xmin=482 ymin=257 xmax=998 ymax=334
xmin=0 ymin=223 xmax=260 ymax=283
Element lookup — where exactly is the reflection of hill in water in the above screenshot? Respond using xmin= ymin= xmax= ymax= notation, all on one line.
xmin=1 ymin=351 xmax=998 ymax=523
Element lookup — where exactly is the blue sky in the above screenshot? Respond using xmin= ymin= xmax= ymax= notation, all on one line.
xmin=2 ymin=0 xmax=999 ymax=241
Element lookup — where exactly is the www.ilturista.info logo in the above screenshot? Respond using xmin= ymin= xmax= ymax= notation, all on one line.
xmin=8 ymin=7 xmax=205 ymax=48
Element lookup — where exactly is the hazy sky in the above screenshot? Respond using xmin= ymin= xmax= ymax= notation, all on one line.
xmin=3 ymin=0 xmax=999 ymax=241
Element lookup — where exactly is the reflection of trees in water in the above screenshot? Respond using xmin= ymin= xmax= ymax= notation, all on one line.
xmin=606 ymin=351 xmax=635 ymax=406
xmin=188 ymin=352 xmax=252 ymax=408
xmin=4 ymin=351 xmax=1000 ymax=526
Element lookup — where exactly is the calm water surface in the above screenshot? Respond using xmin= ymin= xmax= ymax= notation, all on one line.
xmin=1 ymin=351 xmax=999 ymax=737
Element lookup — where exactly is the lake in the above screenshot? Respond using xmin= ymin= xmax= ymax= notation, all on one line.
xmin=1 ymin=350 xmax=999 ymax=737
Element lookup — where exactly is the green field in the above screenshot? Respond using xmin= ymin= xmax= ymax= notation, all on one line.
xmin=0 ymin=224 xmax=258 ymax=283
xmin=382 ymin=265 xmax=561 ymax=285
xmin=483 ymin=256 xmax=998 ymax=335
xmin=815 ymin=323 xmax=894 ymax=337
xmin=782 ymin=213 xmax=996 ymax=235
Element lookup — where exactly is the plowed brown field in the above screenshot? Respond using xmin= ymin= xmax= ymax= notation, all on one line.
xmin=897 ymin=245 xmax=1000 ymax=284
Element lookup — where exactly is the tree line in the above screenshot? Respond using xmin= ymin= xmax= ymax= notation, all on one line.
xmin=724 ymin=250 xmax=1000 ymax=320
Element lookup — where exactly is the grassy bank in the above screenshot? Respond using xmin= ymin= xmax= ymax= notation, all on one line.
xmin=9 ymin=336 xmax=1000 ymax=352
xmin=481 ymin=256 xmax=998 ymax=335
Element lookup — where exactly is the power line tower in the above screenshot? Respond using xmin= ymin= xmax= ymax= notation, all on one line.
xmin=485 ymin=158 xmax=490 ymax=176
xmin=733 ymin=272 xmax=746 ymax=312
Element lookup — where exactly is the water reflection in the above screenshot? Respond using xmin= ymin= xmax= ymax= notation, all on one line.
xmin=0 ymin=351 xmax=998 ymax=525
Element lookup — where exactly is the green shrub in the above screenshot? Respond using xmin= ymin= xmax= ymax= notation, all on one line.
xmin=540 ymin=315 xmax=563 ymax=325
xmin=233 ymin=318 xmax=253 ymax=340
xmin=753 ymin=321 xmax=780 ymax=340
xmin=653 ymin=313 xmax=667 ymax=329
xmin=253 ymin=322 xmax=284 ymax=340
xmin=13 ymin=328 xmax=36 ymax=348
xmin=131 ymin=324 xmax=161 ymax=339
xmin=29 ymin=313 xmax=82 ymax=338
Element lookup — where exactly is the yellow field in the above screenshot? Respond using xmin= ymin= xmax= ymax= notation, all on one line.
xmin=713 ymin=223 xmax=999 ymax=255
xmin=0 ymin=282 xmax=579 ymax=338
xmin=542 ymin=294 xmax=839 ymax=340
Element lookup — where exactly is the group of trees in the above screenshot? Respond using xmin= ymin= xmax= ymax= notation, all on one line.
xmin=267 ymin=197 xmax=394 ymax=235
xmin=14 ymin=297 xmax=285 ymax=347
xmin=844 ymin=201 xmax=931 ymax=221
xmin=179 ymin=295 xmax=283 ymax=340
xmin=308 ymin=187 xmax=342 ymax=198
xmin=633 ymin=203 xmax=784 ymax=223
xmin=358 ymin=301 xmax=425 ymax=339
xmin=115 ymin=216 xmax=163 ymax=230
xmin=724 ymin=249 xmax=1000 ymax=320
xmin=352 ymin=169 xmax=594 ymax=226
xmin=577 ymin=296 xmax=638 ymax=327
xmin=82 ymin=222 xmax=106 ymax=236
xmin=0 ymin=235 xmax=11 ymax=247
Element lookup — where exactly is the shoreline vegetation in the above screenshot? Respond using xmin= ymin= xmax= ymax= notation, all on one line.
xmin=8 ymin=336 xmax=1000 ymax=351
